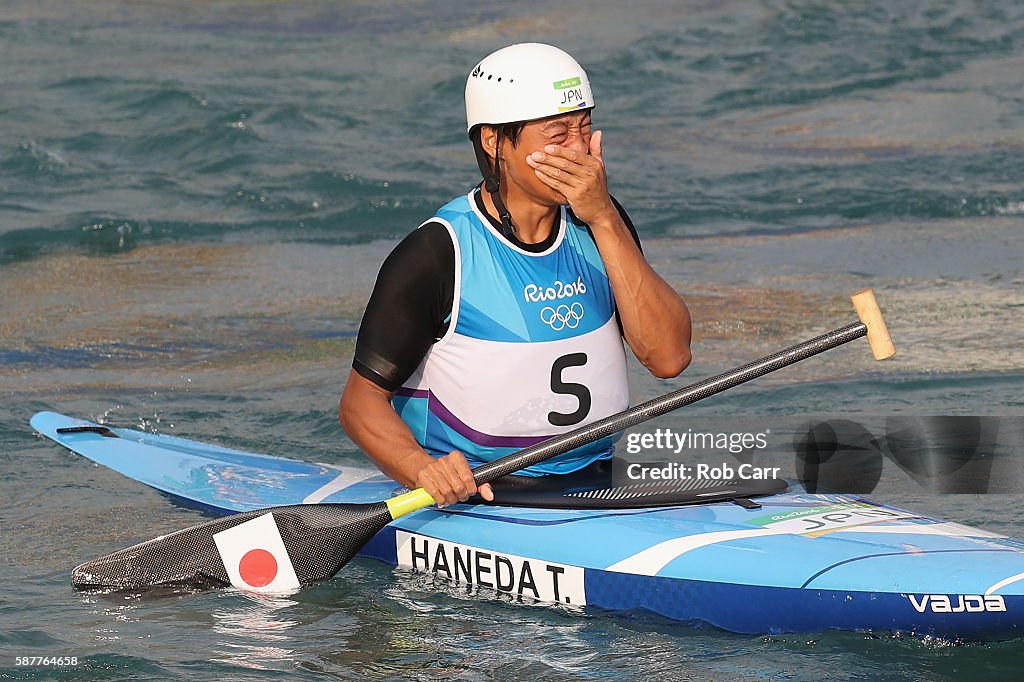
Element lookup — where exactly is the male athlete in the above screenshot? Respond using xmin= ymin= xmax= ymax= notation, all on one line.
xmin=340 ymin=43 xmax=691 ymax=506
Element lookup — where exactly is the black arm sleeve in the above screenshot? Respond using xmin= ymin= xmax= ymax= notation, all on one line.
xmin=352 ymin=222 xmax=455 ymax=392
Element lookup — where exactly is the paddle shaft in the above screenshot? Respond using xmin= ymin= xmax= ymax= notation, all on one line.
xmin=470 ymin=322 xmax=869 ymax=485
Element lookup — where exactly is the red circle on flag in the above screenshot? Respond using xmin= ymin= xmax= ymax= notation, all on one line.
xmin=238 ymin=548 xmax=278 ymax=587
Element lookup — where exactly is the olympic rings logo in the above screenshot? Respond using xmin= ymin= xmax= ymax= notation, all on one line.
xmin=540 ymin=303 xmax=585 ymax=331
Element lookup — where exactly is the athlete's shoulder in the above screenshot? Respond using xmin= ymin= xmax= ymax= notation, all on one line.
xmin=382 ymin=220 xmax=454 ymax=277
xmin=434 ymin=191 xmax=475 ymax=222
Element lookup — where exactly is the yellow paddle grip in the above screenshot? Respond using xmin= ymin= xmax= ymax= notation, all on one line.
xmin=385 ymin=488 xmax=436 ymax=520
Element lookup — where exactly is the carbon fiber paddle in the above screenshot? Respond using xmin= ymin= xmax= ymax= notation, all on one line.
xmin=71 ymin=289 xmax=894 ymax=592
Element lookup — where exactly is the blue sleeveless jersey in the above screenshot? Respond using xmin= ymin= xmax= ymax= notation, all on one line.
xmin=393 ymin=191 xmax=629 ymax=475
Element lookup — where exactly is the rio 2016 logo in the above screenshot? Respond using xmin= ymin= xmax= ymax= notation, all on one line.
xmin=524 ymin=277 xmax=587 ymax=303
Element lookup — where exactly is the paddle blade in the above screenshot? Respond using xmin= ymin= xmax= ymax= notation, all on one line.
xmin=72 ymin=502 xmax=393 ymax=592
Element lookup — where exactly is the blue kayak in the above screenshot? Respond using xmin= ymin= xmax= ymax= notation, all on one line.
xmin=32 ymin=411 xmax=1024 ymax=639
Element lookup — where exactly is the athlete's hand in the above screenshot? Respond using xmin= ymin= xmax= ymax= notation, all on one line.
xmin=526 ymin=130 xmax=617 ymax=226
xmin=414 ymin=450 xmax=494 ymax=508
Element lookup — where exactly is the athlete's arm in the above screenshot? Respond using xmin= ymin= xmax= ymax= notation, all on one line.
xmin=340 ymin=224 xmax=492 ymax=505
xmin=340 ymin=372 xmax=491 ymax=505
xmin=527 ymin=130 xmax=692 ymax=378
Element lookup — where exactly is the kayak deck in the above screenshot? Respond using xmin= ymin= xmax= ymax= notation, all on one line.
xmin=31 ymin=411 xmax=1024 ymax=639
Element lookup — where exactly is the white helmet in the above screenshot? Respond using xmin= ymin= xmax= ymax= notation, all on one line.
xmin=465 ymin=43 xmax=594 ymax=133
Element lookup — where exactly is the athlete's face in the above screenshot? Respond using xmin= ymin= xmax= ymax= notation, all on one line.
xmin=486 ymin=111 xmax=593 ymax=206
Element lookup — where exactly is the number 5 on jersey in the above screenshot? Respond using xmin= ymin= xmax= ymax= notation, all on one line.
xmin=549 ymin=353 xmax=592 ymax=426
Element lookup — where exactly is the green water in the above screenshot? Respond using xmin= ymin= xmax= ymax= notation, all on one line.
xmin=2 ymin=0 xmax=1023 ymax=679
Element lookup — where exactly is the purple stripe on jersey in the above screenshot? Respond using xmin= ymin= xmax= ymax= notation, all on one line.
xmin=394 ymin=387 xmax=429 ymax=399
xmin=427 ymin=391 xmax=550 ymax=449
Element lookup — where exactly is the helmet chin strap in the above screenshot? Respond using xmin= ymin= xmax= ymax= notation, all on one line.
xmin=473 ymin=129 xmax=516 ymax=240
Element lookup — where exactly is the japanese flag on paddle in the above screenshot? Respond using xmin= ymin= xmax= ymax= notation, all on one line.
xmin=213 ymin=512 xmax=301 ymax=593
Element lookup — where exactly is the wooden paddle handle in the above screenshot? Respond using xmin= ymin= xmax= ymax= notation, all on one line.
xmin=851 ymin=289 xmax=895 ymax=360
